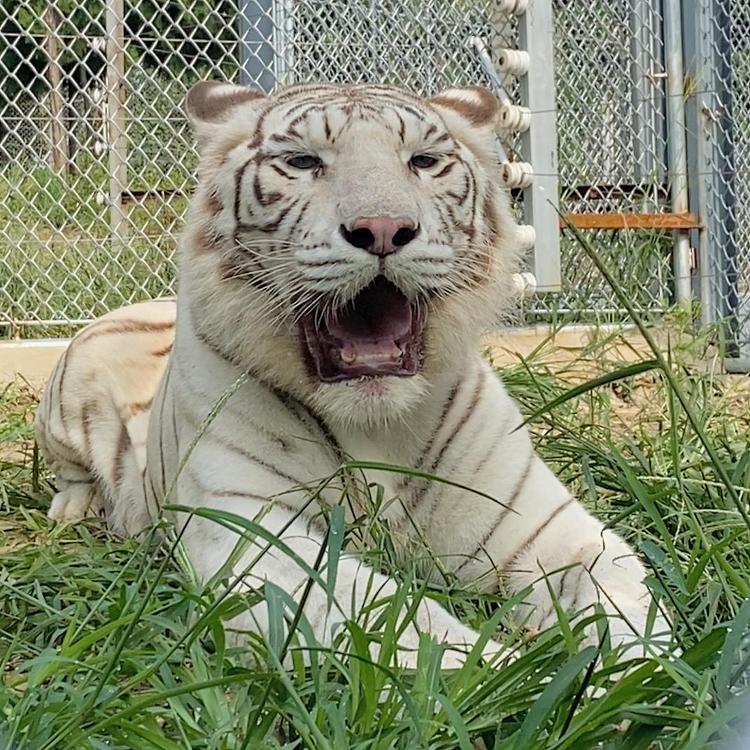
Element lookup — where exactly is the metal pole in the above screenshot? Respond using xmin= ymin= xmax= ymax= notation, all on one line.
xmin=663 ymin=0 xmax=692 ymax=307
xmin=683 ymin=0 xmax=739 ymax=352
xmin=518 ymin=0 xmax=561 ymax=292
xmin=628 ymin=0 xmax=660 ymax=185
xmin=44 ymin=2 xmax=69 ymax=174
xmin=105 ymin=0 xmax=127 ymax=247
xmin=238 ymin=0 xmax=277 ymax=92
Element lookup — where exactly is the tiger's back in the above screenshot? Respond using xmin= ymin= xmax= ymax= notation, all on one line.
xmin=35 ymin=299 xmax=176 ymax=531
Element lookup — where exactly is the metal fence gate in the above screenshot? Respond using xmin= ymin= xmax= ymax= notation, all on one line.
xmin=0 ymin=0 xmax=747 ymax=366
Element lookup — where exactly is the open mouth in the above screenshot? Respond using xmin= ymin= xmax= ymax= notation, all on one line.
xmin=300 ymin=277 xmax=426 ymax=383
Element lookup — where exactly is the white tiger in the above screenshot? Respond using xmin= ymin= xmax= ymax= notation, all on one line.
xmin=35 ymin=81 xmax=669 ymax=668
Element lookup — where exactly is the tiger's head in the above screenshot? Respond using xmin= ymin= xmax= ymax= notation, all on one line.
xmin=182 ymin=81 xmax=522 ymax=426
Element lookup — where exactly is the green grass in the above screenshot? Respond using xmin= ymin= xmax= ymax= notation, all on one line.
xmin=0 ymin=159 xmax=186 ymax=337
xmin=1 ymin=303 xmax=750 ymax=748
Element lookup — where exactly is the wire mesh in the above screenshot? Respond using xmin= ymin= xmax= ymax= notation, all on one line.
xmin=0 ymin=0 xmax=704 ymax=335
xmin=721 ymin=1 xmax=749 ymax=357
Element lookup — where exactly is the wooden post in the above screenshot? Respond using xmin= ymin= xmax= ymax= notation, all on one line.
xmin=105 ymin=0 xmax=128 ymax=245
xmin=44 ymin=3 xmax=69 ymax=173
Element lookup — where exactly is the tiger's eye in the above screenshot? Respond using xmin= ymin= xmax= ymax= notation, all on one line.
xmin=410 ymin=154 xmax=439 ymax=169
xmin=286 ymin=154 xmax=322 ymax=170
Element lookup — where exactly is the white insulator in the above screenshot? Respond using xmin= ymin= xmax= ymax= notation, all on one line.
xmin=516 ymin=224 xmax=536 ymax=249
xmin=91 ymin=37 xmax=106 ymax=52
xmin=512 ymin=0 xmax=529 ymax=15
xmin=497 ymin=48 xmax=530 ymax=76
xmin=498 ymin=102 xmax=531 ymax=132
xmin=495 ymin=0 xmax=517 ymax=12
xmin=500 ymin=161 xmax=534 ymax=189
xmin=95 ymin=191 xmax=107 ymax=206
xmin=93 ymin=140 xmax=106 ymax=158
xmin=512 ymin=271 xmax=537 ymax=297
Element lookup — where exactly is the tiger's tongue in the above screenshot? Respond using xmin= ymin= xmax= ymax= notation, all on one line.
xmin=327 ymin=280 xmax=412 ymax=364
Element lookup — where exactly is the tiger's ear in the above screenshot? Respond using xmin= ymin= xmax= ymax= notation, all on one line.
xmin=429 ymin=86 xmax=500 ymax=133
xmin=186 ymin=81 xmax=266 ymax=144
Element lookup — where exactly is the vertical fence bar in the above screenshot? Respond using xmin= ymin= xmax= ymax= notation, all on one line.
xmin=683 ymin=0 xmax=739 ymax=355
xmin=273 ymin=0 xmax=295 ymax=86
xmin=518 ymin=0 xmax=561 ymax=292
xmin=105 ymin=0 xmax=127 ymax=247
xmin=629 ymin=0 xmax=659 ymax=185
xmin=663 ymin=0 xmax=692 ymax=307
xmin=44 ymin=2 xmax=69 ymax=174
xmin=238 ymin=0 xmax=277 ymax=92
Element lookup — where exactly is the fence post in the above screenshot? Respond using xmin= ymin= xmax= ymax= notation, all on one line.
xmin=629 ymin=0 xmax=662 ymax=186
xmin=682 ymin=0 xmax=739 ymax=357
xmin=43 ymin=2 xmax=69 ymax=174
xmin=518 ymin=0 xmax=561 ymax=292
xmin=663 ymin=0 xmax=692 ymax=308
xmin=105 ymin=0 xmax=128 ymax=247
xmin=238 ymin=0 xmax=278 ymax=92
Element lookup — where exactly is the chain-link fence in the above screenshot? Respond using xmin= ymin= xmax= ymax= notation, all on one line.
xmin=682 ymin=0 xmax=750 ymax=365
xmin=0 ymin=0 xmax=744 ymax=360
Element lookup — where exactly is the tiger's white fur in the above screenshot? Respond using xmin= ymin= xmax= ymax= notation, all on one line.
xmin=35 ymin=81 xmax=668 ymax=667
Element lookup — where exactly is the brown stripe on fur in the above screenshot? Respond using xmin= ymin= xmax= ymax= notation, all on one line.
xmin=151 ymin=342 xmax=173 ymax=357
xmin=190 ymin=222 xmax=223 ymax=254
xmin=210 ymin=431 xmax=304 ymax=487
xmin=112 ymin=422 xmax=131 ymax=488
xmin=270 ymin=164 xmax=295 ymax=180
xmin=501 ymin=496 xmax=576 ymax=571
xmin=396 ymin=112 xmax=406 ymax=143
xmin=120 ymin=398 xmax=154 ymax=420
xmin=453 ymin=451 xmax=536 ymax=576
xmin=482 ymin=192 xmax=500 ymax=243
xmin=456 ymin=153 xmax=478 ymax=223
xmin=55 ymin=348 xmax=71 ymax=438
xmin=253 ymin=173 xmax=283 ymax=206
xmin=205 ymin=190 xmax=223 ymax=216
xmin=74 ymin=319 xmax=175 ymax=347
xmin=403 ymin=369 xmax=486 ymax=517
xmin=80 ymin=401 xmax=93 ymax=460
xmin=248 ymin=108 xmax=270 ymax=149
xmin=233 ymin=154 xmax=256 ymax=226
xmin=415 ymin=369 xmax=489 ymax=520
xmin=44 ymin=427 xmax=89 ymax=471
xmin=446 ymin=173 xmax=471 ymax=206
xmin=210 ymin=488 xmax=269 ymax=502
xmin=426 ymin=367 xmax=486 ymax=475
xmin=273 ymin=387 xmax=345 ymax=463
xmin=433 ymin=161 xmax=456 ymax=179
xmin=394 ymin=378 xmax=461 ymax=493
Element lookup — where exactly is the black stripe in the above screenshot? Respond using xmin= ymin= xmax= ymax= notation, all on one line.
xmin=454 ymin=451 xmax=536 ymax=576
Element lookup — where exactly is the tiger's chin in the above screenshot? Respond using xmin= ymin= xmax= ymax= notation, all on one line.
xmin=310 ymin=373 xmax=429 ymax=428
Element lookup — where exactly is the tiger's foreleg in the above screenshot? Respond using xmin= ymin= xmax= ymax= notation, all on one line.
xmin=432 ymin=363 xmax=670 ymax=651
xmin=173 ymin=478 xmax=504 ymax=669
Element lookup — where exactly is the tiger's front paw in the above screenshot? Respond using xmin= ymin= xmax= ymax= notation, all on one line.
xmin=48 ymin=483 xmax=103 ymax=523
xmin=396 ymin=602 xmax=510 ymax=670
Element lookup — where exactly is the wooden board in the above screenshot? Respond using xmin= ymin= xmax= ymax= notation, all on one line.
xmin=561 ymin=212 xmax=700 ymax=230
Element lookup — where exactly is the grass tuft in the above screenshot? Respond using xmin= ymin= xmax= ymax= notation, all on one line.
xmin=2 ymin=296 xmax=750 ymax=746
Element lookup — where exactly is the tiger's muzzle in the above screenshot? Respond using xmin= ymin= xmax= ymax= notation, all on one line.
xmin=300 ymin=276 xmax=426 ymax=382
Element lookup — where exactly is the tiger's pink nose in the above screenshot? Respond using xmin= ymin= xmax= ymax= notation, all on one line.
xmin=340 ymin=216 xmax=419 ymax=256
